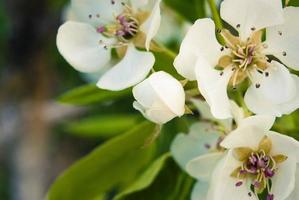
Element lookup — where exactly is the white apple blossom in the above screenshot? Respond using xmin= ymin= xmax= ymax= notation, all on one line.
xmin=174 ymin=0 xmax=299 ymax=119
xmin=132 ymin=71 xmax=185 ymax=124
xmin=57 ymin=0 xmax=162 ymax=91
xmin=171 ymin=101 xmax=244 ymax=200
xmin=202 ymin=115 xmax=299 ymax=200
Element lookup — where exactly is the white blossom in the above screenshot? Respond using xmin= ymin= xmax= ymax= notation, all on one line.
xmin=206 ymin=115 xmax=299 ymax=200
xmin=57 ymin=0 xmax=162 ymax=91
xmin=132 ymin=71 xmax=185 ymax=124
xmin=174 ymin=0 xmax=299 ymax=119
xmin=171 ymin=101 xmax=243 ymax=200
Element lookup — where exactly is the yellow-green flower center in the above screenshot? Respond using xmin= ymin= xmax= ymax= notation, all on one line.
xmin=231 ymin=136 xmax=288 ymax=199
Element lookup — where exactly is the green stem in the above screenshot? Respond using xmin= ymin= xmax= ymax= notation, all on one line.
xmin=207 ymin=0 xmax=226 ymax=45
xmin=161 ymin=45 xmax=177 ymax=59
xmin=237 ymin=90 xmax=251 ymax=117
xmin=207 ymin=0 xmax=223 ymax=30
xmin=152 ymin=41 xmax=177 ymax=59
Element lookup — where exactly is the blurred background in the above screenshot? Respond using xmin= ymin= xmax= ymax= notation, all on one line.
xmin=0 ymin=0 xmax=187 ymax=199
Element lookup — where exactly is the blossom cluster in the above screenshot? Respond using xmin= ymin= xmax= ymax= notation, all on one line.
xmin=56 ymin=0 xmax=299 ymax=199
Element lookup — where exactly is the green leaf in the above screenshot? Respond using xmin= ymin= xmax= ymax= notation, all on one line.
xmin=153 ymin=51 xmax=183 ymax=80
xmin=47 ymin=122 xmax=157 ymax=200
xmin=63 ymin=114 xmax=142 ymax=138
xmin=164 ymin=0 xmax=206 ymax=22
xmin=114 ymin=153 xmax=170 ymax=200
xmin=287 ymin=0 xmax=299 ymax=6
xmin=119 ymin=158 xmax=194 ymax=200
xmin=58 ymin=84 xmax=130 ymax=105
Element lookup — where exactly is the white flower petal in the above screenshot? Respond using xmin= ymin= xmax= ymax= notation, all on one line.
xmin=133 ymin=101 xmax=175 ymax=124
xmin=71 ymin=0 xmax=123 ymax=26
xmin=270 ymin=156 xmax=297 ymax=200
xmin=245 ymin=61 xmax=297 ymax=116
xmin=191 ymin=99 xmax=215 ymax=121
xmin=285 ymin=165 xmax=299 ymax=200
xmin=269 ymin=131 xmax=299 ymax=162
xmin=187 ymin=152 xmax=224 ymax=181
xmin=174 ymin=18 xmax=225 ymax=80
xmin=130 ymin=0 xmax=148 ymax=9
xmin=195 ymin=57 xmax=234 ymax=119
xmin=207 ymin=151 xmax=258 ymax=200
xmin=132 ymin=71 xmax=185 ymax=124
xmin=191 ymin=181 xmax=209 ymax=200
xmin=220 ymin=0 xmax=284 ymax=40
xmin=221 ymin=124 xmax=266 ymax=149
xmin=97 ymin=45 xmax=154 ymax=90
xmin=171 ymin=122 xmax=222 ymax=170
xmin=230 ymin=101 xmax=245 ymax=126
xmin=140 ymin=0 xmax=162 ymax=51
xmin=278 ymin=75 xmax=299 ymax=114
xmin=57 ymin=21 xmax=111 ymax=73
xmin=148 ymin=71 xmax=185 ymax=116
xmin=238 ymin=115 xmax=275 ymax=131
xmin=265 ymin=7 xmax=299 ymax=70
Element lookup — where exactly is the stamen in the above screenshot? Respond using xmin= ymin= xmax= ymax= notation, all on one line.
xmin=267 ymin=194 xmax=274 ymax=200
xmin=282 ymin=51 xmax=287 ymax=56
xmin=235 ymin=181 xmax=243 ymax=187
xmin=278 ymin=31 xmax=282 ymax=36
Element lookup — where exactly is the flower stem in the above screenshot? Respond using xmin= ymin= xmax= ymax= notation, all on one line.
xmin=151 ymin=41 xmax=177 ymax=59
xmin=207 ymin=0 xmax=226 ymax=45
xmin=162 ymin=46 xmax=177 ymax=59
xmin=207 ymin=0 xmax=223 ymax=30
xmin=237 ymin=90 xmax=252 ymax=117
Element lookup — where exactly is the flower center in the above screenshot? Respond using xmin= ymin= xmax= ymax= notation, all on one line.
xmin=90 ymin=2 xmax=149 ymax=50
xmin=217 ymin=29 xmax=269 ymax=88
xmin=230 ymin=136 xmax=288 ymax=199
xmin=97 ymin=10 xmax=140 ymax=43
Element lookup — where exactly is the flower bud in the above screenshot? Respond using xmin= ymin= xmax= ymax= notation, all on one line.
xmin=132 ymin=71 xmax=185 ymax=124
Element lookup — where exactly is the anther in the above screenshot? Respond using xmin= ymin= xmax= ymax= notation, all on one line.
xmin=236 ymin=24 xmax=241 ymax=28
xmin=282 ymin=51 xmax=287 ymax=56
xmin=255 ymin=83 xmax=261 ymax=88
xmin=96 ymin=14 xmax=100 ymax=18
xmin=265 ymin=72 xmax=269 ymax=77
xmin=220 ymin=71 xmax=224 ymax=76
xmin=111 ymin=0 xmax=115 ymax=4
xmin=204 ymin=144 xmax=211 ymax=149
xmin=220 ymin=47 xmax=225 ymax=51
xmin=278 ymin=31 xmax=282 ymax=36
xmin=251 ymin=27 xmax=256 ymax=31
xmin=235 ymin=181 xmax=243 ymax=187
xmin=267 ymin=194 xmax=274 ymax=200
xmin=89 ymin=14 xmax=92 ymax=19
xmin=257 ymin=69 xmax=263 ymax=74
